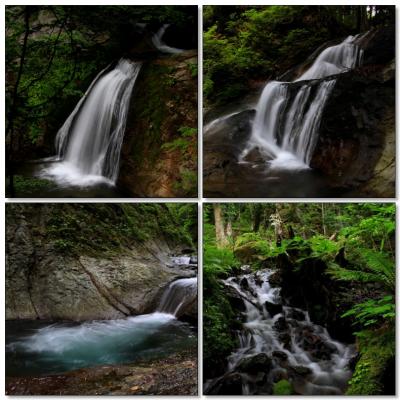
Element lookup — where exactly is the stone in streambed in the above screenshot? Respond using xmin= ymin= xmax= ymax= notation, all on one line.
xmin=236 ymin=353 xmax=272 ymax=375
xmin=264 ymin=301 xmax=283 ymax=317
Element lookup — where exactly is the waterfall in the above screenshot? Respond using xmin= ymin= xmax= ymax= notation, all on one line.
xmin=157 ymin=277 xmax=197 ymax=317
xmin=206 ymin=270 xmax=355 ymax=395
xmin=242 ymin=35 xmax=363 ymax=169
xmin=39 ymin=59 xmax=141 ymax=187
xmin=152 ymin=24 xmax=183 ymax=54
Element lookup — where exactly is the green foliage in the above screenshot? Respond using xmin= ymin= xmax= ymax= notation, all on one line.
xmin=234 ymin=232 xmax=270 ymax=256
xmin=204 ymin=245 xmax=239 ymax=277
xmin=342 ymin=295 xmax=395 ymax=328
xmin=187 ymin=62 xmax=197 ymax=77
xmin=173 ymin=169 xmax=197 ymax=197
xmin=10 ymin=175 xmax=55 ymax=197
xmin=273 ymin=379 xmax=293 ymax=395
xmin=203 ymin=6 xmax=345 ymax=104
xmin=178 ymin=126 xmax=197 ymax=137
xmin=53 ymin=238 xmax=74 ymax=253
xmin=45 ymin=203 xmax=196 ymax=256
xmin=328 ymin=249 xmax=395 ymax=292
xmin=203 ymin=247 xmax=240 ymax=370
xmin=346 ymin=329 xmax=395 ymax=395
xmin=203 ymin=203 xmax=395 ymax=394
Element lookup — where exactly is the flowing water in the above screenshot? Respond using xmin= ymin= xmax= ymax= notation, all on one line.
xmin=152 ymin=24 xmax=184 ymax=54
xmin=38 ymin=59 xmax=141 ymax=188
xmin=158 ymin=277 xmax=197 ymax=317
xmin=206 ymin=270 xmax=355 ymax=395
xmin=241 ymin=35 xmax=363 ymax=169
xmin=6 ymin=278 xmax=197 ymax=377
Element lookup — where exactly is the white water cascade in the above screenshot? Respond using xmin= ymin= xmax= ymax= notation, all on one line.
xmin=209 ymin=270 xmax=355 ymax=395
xmin=40 ymin=59 xmax=141 ymax=187
xmin=158 ymin=277 xmax=197 ymax=317
xmin=242 ymin=35 xmax=363 ymax=169
xmin=6 ymin=276 xmax=197 ymax=375
xmin=152 ymin=24 xmax=183 ymax=54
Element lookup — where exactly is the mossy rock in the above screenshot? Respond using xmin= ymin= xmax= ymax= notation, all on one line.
xmin=273 ymin=379 xmax=293 ymax=395
xmin=346 ymin=329 xmax=395 ymax=395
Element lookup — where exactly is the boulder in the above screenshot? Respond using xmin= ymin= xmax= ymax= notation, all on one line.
xmin=264 ymin=301 xmax=283 ymax=317
xmin=286 ymin=308 xmax=306 ymax=321
xmin=225 ymin=285 xmax=246 ymax=312
xmin=274 ymin=317 xmax=289 ymax=332
xmin=214 ymin=372 xmax=243 ymax=395
xmin=236 ymin=353 xmax=272 ymax=375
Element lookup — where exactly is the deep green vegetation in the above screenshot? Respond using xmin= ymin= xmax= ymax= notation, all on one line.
xmin=204 ymin=5 xmax=395 ymax=105
xmin=203 ymin=203 xmax=395 ymax=394
xmin=6 ymin=5 xmax=197 ymax=197
xmin=6 ymin=5 xmax=195 ymax=150
xmin=8 ymin=203 xmax=197 ymax=256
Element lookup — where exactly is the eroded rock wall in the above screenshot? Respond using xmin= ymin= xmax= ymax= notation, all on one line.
xmin=6 ymin=204 xmax=195 ymax=320
xmin=118 ymin=51 xmax=198 ymax=197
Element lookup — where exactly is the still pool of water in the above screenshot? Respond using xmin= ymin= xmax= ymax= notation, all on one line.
xmin=6 ymin=314 xmax=196 ymax=376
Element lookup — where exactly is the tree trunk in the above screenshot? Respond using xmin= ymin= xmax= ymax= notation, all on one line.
xmin=253 ymin=204 xmax=263 ymax=232
xmin=213 ymin=204 xmax=228 ymax=248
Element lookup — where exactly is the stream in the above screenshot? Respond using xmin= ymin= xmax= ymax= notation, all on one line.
xmin=205 ymin=270 xmax=355 ymax=395
xmin=6 ymin=277 xmax=197 ymax=377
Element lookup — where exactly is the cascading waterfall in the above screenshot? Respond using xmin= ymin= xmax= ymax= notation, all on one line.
xmin=6 ymin=277 xmax=197 ymax=376
xmin=206 ymin=270 xmax=355 ymax=395
xmin=152 ymin=24 xmax=183 ymax=54
xmin=39 ymin=59 xmax=141 ymax=187
xmin=241 ymin=35 xmax=363 ymax=169
xmin=157 ymin=277 xmax=197 ymax=317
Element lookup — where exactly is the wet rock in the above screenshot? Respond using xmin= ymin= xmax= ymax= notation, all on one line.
xmin=215 ymin=372 xmax=243 ymax=395
xmin=225 ymin=285 xmax=246 ymax=312
xmin=240 ymin=277 xmax=249 ymax=290
xmin=264 ymin=301 xmax=283 ymax=317
xmin=5 ymin=350 xmax=198 ymax=395
xmin=272 ymin=351 xmax=288 ymax=362
xmin=311 ymin=67 xmax=394 ymax=196
xmin=242 ymin=147 xmax=266 ymax=164
xmin=236 ymin=353 xmax=272 ymax=375
xmin=118 ymin=51 xmax=198 ymax=197
xmin=289 ymin=365 xmax=312 ymax=377
xmin=6 ymin=204 xmax=194 ymax=321
xmin=297 ymin=327 xmax=336 ymax=361
xmin=254 ymin=273 xmax=264 ymax=287
xmin=240 ymin=265 xmax=252 ymax=274
xmin=268 ymin=270 xmax=282 ymax=287
xmin=278 ymin=333 xmax=292 ymax=350
xmin=189 ymin=256 xmax=197 ymax=265
xmin=286 ymin=308 xmax=305 ymax=321
xmin=274 ymin=317 xmax=288 ymax=332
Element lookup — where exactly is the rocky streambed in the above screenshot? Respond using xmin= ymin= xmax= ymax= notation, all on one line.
xmin=6 ymin=349 xmax=198 ymax=395
xmin=205 ymin=270 xmax=356 ymax=395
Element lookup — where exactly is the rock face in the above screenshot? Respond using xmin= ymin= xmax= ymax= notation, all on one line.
xmin=310 ymin=26 xmax=395 ymax=196
xmin=6 ymin=204 xmax=195 ymax=321
xmin=118 ymin=50 xmax=198 ymax=197
xmin=203 ymin=26 xmax=395 ymax=198
xmin=311 ymin=70 xmax=394 ymax=195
